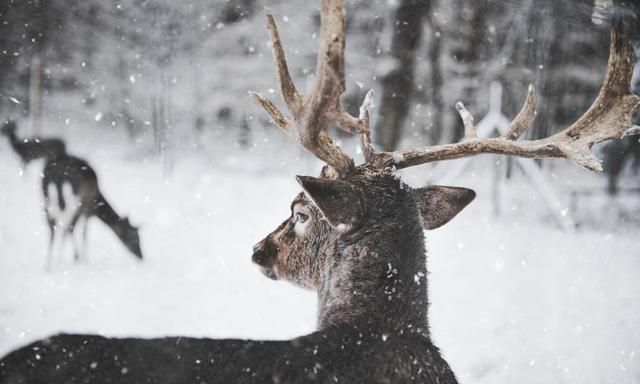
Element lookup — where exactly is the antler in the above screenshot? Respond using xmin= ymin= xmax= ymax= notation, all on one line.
xmin=365 ymin=26 xmax=640 ymax=173
xmin=250 ymin=0 xmax=371 ymax=176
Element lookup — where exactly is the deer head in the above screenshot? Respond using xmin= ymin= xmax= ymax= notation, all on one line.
xmin=113 ymin=217 xmax=143 ymax=260
xmin=252 ymin=173 xmax=474 ymax=290
xmin=250 ymin=0 xmax=640 ymax=329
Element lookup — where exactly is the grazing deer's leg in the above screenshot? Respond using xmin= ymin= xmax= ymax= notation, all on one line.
xmin=61 ymin=183 xmax=81 ymax=263
xmin=44 ymin=222 xmax=55 ymax=271
xmin=72 ymin=215 xmax=88 ymax=262
xmin=70 ymin=221 xmax=80 ymax=262
xmin=81 ymin=217 xmax=88 ymax=259
xmin=43 ymin=181 xmax=81 ymax=268
xmin=48 ymin=224 xmax=65 ymax=270
xmin=80 ymin=215 xmax=88 ymax=261
xmin=44 ymin=183 xmax=61 ymax=270
xmin=43 ymin=202 xmax=55 ymax=270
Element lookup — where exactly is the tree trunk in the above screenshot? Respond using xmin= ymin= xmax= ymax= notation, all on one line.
xmin=427 ymin=7 xmax=444 ymax=145
xmin=374 ymin=0 xmax=430 ymax=151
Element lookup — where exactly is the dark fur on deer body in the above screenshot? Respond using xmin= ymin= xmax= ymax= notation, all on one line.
xmin=311 ymin=171 xmax=431 ymax=333
xmin=1 ymin=120 xmax=66 ymax=164
xmin=0 ymin=329 xmax=453 ymax=383
xmin=0 ymin=166 xmax=471 ymax=383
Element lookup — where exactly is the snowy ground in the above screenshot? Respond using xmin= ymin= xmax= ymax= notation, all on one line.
xmin=1 ymin=128 xmax=639 ymax=384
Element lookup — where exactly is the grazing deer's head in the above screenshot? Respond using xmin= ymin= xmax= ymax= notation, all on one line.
xmin=250 ymin=0 xmax=640 ymax=329
xmin=113 ymin=217 xmax=143 ymax=260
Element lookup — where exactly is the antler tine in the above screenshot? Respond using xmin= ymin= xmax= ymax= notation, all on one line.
xmin=369 ymin=26 xmax=640 ymax=173
xmin=454 ymin=102 xmax=478 ymax=140
xmin=357 ymin=90 xmax=376 ymax=162
xmin=248 ymin=91 xmax=291 ymax=132
xmin=504 ymin=84 xmax=537 ymax=140
xmin=250 ymin=0 xmax=370 ymax=176
xmin=265 ymin=9 xmax=302 ymax=114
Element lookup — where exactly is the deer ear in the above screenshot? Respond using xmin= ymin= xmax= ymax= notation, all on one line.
xmin=296 ymin=175 xmax=362 ymax=230
xmin=413 ymin=186 xmax=475 ymax=230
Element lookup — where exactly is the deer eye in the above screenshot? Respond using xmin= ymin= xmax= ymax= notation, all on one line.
xmin=295 ymin=212 xmax=309 ymax=223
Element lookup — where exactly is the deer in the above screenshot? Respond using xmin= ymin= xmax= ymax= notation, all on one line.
xmin=1 ymin=120 xmax=66 ymax=166
xmin=41 ymin=152 xmax=144 ymax=270
xmin=1 ymin=120 xmax=142 ymax=268
xmin=1 ymin=1 xmax=638 ymax=383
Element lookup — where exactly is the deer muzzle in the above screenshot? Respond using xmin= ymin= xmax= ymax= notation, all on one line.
xmin=252 ymin=242 xmax=278 ymax=280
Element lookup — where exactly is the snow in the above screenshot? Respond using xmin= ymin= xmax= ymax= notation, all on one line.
xmin=429 ymin=212 xmax=640 ymax=384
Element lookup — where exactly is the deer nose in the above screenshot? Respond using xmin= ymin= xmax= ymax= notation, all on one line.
xmin=252 ymin=246 xmax=271 ymax=267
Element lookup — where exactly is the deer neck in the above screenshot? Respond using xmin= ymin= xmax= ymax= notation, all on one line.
xmin=93 ymin=193 xmax=125 ymax=231
xmin=316 ymin=207 xmax=430 ymax=337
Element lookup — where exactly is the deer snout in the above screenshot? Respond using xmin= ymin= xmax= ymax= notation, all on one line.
xmin=252 ymin=241 xmax=279 ymax=280
xmin=252 ymin=241 xmax=274 ymax=267
xmin=252 ymin=248 xmax=270 ymax=266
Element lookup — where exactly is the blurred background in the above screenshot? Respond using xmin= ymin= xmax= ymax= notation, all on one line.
xmin=0 ymin=0 xmax=639 ymax=383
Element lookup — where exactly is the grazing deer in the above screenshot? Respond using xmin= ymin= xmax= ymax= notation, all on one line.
xmin=41 ymin=153 xmax=143 ymax=269
xmin=1 ymin=120 xmax=66 ymax=166
xmin=1 ymin=120 xmax=142 ymax=267
xmin=1 ymin=1 xmax=638 ymax=383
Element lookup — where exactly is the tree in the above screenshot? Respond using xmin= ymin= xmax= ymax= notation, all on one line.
xmin=373 ymin=0 xmax=430 ymax=151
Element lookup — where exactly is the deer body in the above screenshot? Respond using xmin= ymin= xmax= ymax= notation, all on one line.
xmin=0 ymin=329 xmax=452 ymax=383
xmin=41 ymin=153 xmax=143 ymax=268
xmin=1 ymin=120 xmax=66 ymax=165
